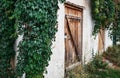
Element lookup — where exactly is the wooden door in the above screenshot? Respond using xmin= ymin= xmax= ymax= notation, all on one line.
xmin=98 ymin=29 xmax=105 ymax=53
xmin=64 ymin=4 xmax=83 ymax=67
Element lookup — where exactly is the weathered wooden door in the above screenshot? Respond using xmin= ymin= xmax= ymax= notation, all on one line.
xmin=98 ymin=29 xmax=105 ymax=53
xmin=64 ymin=3 xmax=83 ymax=67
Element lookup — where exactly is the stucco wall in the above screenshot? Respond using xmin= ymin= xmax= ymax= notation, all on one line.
xmin=44 ymin=2 xmax=65 ymax=78
xmin=45 ymin=0 xmax=95 ymax=78
xmin=45 ymin=0 xmax=113 ymax=78
xmin=45 ymin=0 xmax=112 ymax=78
xmin=14 ymin=0 xmax=113 ymax=78
xmin=105 ymin=30 xmax=113 ymax=50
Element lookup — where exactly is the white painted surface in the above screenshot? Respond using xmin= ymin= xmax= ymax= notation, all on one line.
xmin=13 ymin=0 xmax=112 ymax=78
xmin=44 ymin=3 xmax=65 ymax=78
xmin=45 ymin=0 xmax=112 ymax=78
xmin=105 ymin=30 xmax=113 ymax=50
xmin=45 ymin=0 xmax=93 ymax=78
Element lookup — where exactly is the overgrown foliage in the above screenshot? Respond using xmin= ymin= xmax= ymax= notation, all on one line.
xmin=65 ymin=65 xmax=89 ymax=78
xmin=85 ymin=55 xmax=108 ymax=73
xmin=91 ymin=0 xmax=115 ymax=35
xmin=0 ymin=0 xmax=65 ymax=78
xmin=110 ymin=0 xmax=120 ymax=44
xmin=66 ymin=54 xmax=120 ymax=78
xmin=0 ymin=0 xmax=16 ymax=77
xmin=103 ymin=45 xmax=120 ymax=67
xmin=85 ymin=54 xmax=120 ymax=78
xmin=89 ymin=68 xmax=120 ymax=78
xmin=91 ymin=0 xmax=120 ymax=44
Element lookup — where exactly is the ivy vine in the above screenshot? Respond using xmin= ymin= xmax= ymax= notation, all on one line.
xmin=0 ymin=0 xmax=65 ymax=78
xmin=0 ymin=0 xmax=16 ymax=77
xmin=14 ymin=0 xmax=65 ymax=78
xmin=91 ymin=0 xmax=120 ymax=44
xmin=111 ymin=0 xmax=120 ymax=44
xmin=91 ymin=0 xmax=115 ymax=35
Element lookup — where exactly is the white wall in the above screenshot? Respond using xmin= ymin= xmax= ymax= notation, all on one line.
xmin=44 ymin=3 xmax=65 ymax=78
xmin=45 ymin=0 xmax=94 ymax=78
xmin=14 ymin=1 xmax=112 ymax=78
xmin=105 ymin=30 xmax=113 ymax=50
xmin=45 ymin=0 xmax=113 ymax=78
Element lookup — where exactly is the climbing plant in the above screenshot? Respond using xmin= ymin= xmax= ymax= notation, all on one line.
xmin=13 ymin=0 xmax=65 ymax=78
xmin=110 ymin=0 xmax=120 ymax=45
xmin=91 ymin=0 xmax=115 ymax=35
xmin=0 ymin=0 xmax=65 ymax=78
xmin=0 ymin=0 xmax=16 ymax=77
xmin=91 ymin=0 xmax=120 ymax=44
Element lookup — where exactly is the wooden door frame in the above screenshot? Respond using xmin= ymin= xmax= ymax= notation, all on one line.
xmin=64 ymin=2 xmax=83 ymax=70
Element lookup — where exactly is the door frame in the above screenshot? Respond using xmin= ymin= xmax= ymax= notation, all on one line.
xmin=64 ymin=2 xmax=83 ymax=70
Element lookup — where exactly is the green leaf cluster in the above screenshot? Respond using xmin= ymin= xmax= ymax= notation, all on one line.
xmin=110 ymin=0 xmax=120 ymax=42
xmin=0 ymin=0 xmax=65 ymax=78
xmin=103 ymin=45 xmax=120 ymax=66
xmin=91 ymin=0 xmax=120 ymax=43
xmin=91 ymin=0 xmax=115 ymax=35
xmin=0 ymin=0 xmax=16 ymax=77
xmin=85 ymin=55 xmax=108 ymax=73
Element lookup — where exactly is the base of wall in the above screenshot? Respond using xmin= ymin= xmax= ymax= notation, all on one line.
xmin=65 ymin=62 xmax=81 ymax=71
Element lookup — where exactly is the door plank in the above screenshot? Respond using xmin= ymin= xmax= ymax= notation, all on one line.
xmin=64 ymin=4 xmax=83 ymax=67
xmin=65 ymin=15 xmax=80 ymax=61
